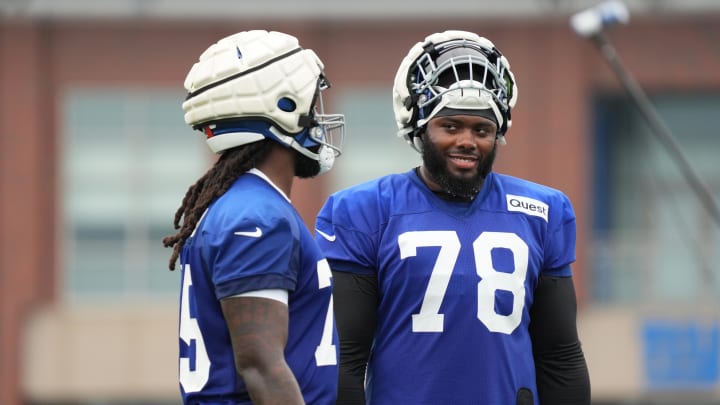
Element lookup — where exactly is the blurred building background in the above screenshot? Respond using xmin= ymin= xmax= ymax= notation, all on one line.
xmin=1 ymin=0 xmax=719 ymax=404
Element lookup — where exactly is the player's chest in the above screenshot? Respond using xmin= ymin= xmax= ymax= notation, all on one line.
xmin=376 ymin=212 xmax=545 ymax=282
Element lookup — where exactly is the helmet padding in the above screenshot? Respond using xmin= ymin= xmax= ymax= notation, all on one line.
xmin=181 ymin=30 xmax=344 ymax=170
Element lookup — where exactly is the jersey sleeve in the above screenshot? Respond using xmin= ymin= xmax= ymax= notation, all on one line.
xmin=542 ymin=193 xmax=576 ymax=277
xmin=315 ymin=192 xmax=379 ymax=276
xmin=205 ymin=211 xmax=299 ymax=299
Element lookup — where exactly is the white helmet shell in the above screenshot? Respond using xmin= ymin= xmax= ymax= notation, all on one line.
xmin=182 ymin=30 xmax=344 ymax=162
xmin=392 ymin=30 xmax=518 ymax=152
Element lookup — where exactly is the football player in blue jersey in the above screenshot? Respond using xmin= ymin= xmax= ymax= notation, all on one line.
xmin=162 ymin=30 xmax=344 ymax=404
xmin=315 ymin=30 xmax=590 ymax=405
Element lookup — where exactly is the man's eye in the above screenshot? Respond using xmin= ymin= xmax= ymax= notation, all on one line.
xmin=475 ymin=126 xmax=496 ymax=136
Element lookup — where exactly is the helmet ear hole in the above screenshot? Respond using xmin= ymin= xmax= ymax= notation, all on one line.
xmin=278 ymin=97 xmax=297 ymax=112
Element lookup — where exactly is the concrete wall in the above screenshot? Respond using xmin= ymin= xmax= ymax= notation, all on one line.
xmin=20 ymin=306 xmax=720 ymax=402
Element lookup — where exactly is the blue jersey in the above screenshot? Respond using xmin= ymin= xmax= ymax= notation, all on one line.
xmin=315 ymin=169 xmax=576 ymax=405
xmin=178 ymin=170 xmax=338 ymax=404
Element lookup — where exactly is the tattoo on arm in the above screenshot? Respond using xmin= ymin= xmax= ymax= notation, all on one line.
xmin=221 ymin=296 xmax=304 ymax=404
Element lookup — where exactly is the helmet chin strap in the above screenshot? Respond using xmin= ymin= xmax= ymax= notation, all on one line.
xmin=317 ymin=145 xmax=336 ymax=174
xmin=270 ymin=125 xmax=338 ymax=174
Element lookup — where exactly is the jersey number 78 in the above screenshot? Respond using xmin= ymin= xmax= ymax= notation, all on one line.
xmin=399 ymin=230 xmax=529 ymax=335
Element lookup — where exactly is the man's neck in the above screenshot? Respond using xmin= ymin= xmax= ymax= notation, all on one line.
xmin=256 ymin=145 xmax=295 ymax=197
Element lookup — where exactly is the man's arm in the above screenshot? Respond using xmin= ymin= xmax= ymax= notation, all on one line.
xmin=221 ymin=296 xmax=304 ymax=404
xmin=529 ymin=274 xmax=591 ymax=405
xmin=332 ymin=270 xmax=379 ymax=405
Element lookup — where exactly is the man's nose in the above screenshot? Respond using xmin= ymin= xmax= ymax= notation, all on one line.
xmin=455 ymin=129 xmax=476 ymax=149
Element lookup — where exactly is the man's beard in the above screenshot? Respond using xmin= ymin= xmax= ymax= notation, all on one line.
xmin=421 ymin=135 xmax=497 ymax=199
xmin=294 ymin=149 xmax=321 ymax=178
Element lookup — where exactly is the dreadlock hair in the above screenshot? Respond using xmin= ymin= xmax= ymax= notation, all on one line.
xmin=162 ymin=139 xmax=275 ymax=270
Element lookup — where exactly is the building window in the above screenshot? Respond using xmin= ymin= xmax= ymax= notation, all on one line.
xmin=61 ymin=88 xmax=209 ymax=302
xmin=591 ymin=93 xmax=720 ymax=305
xmin=331 ymin=88 xmax=421 ymax=193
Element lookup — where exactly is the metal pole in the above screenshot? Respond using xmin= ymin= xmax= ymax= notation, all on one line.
xmin=590 ymin=31 xmax=720 ymax=229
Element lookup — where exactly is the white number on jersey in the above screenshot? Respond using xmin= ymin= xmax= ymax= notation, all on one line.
xmin=179 ymin=264 xmax=211 ymax=393
xmin=179 ymin=259 xmax=336 ymax=394
xmin=399 ymin=231 xmax=529 ymax=334
xmin=315 ymin=259 xmax=338 ymax=366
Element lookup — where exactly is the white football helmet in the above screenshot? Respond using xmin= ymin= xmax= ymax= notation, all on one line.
xmin=392 ymin=30 xmax=518 ymax=152
xmin=182 ymin=30 xmax=344 ymax=173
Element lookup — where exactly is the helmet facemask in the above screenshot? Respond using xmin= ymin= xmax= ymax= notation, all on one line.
xmin=292 ymin=75 xmax=345 ymax=174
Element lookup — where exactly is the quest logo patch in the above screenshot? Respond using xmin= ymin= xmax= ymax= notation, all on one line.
xmin=506 ymin=194 xmax=549 ymax=222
